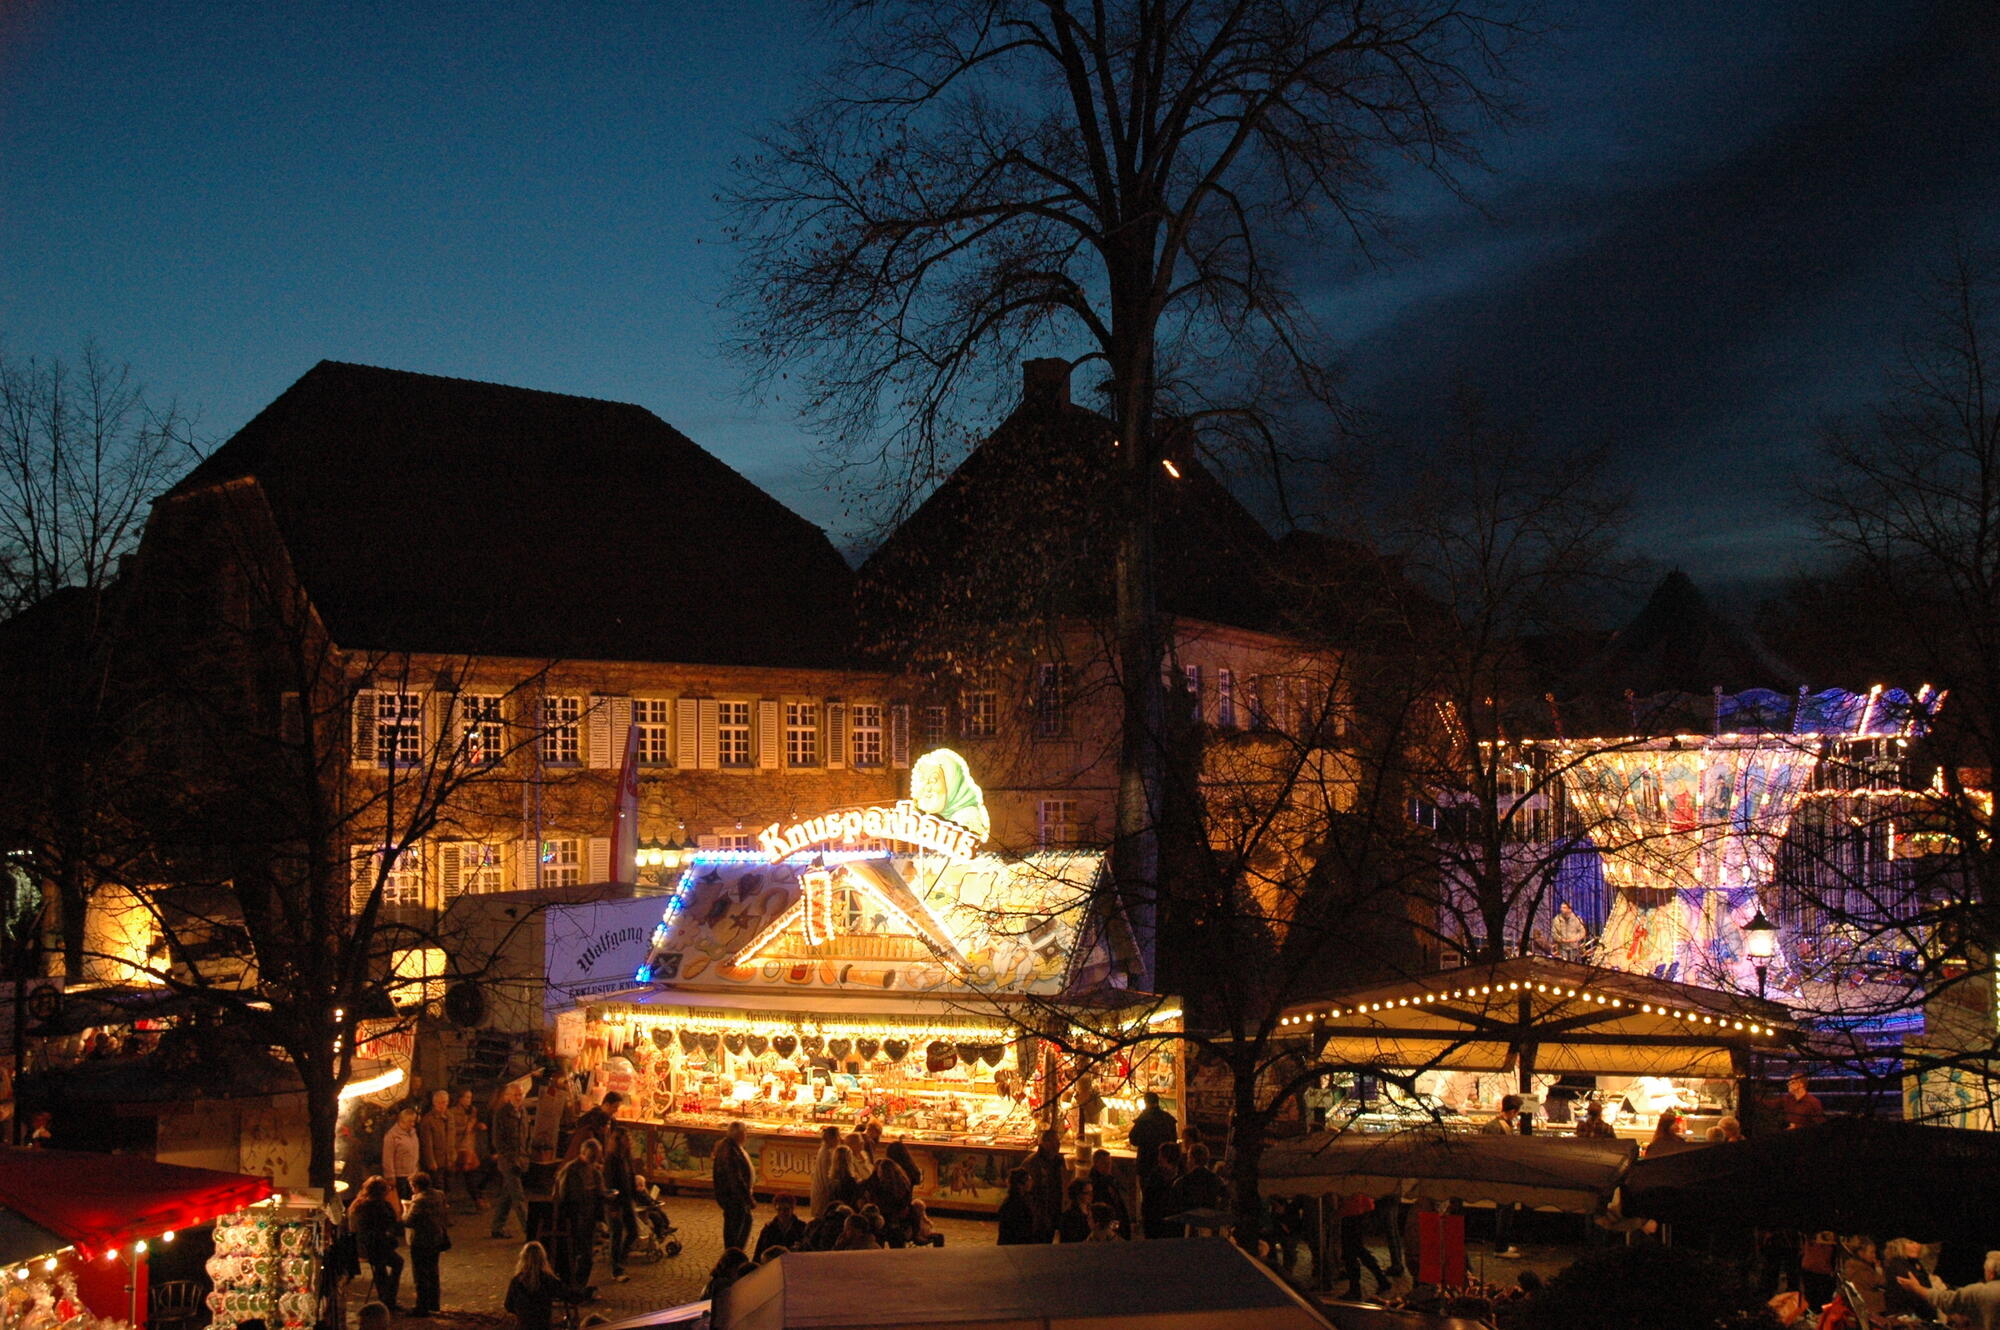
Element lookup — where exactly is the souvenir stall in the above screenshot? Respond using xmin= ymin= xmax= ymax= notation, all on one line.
xmin=1281 ymin=956 xmax=1795 ymax=1140
xmin=201 ymin=1204 xmax=332 ymax=1330
xmin=0 ymin=1150 xmax=274 ymax=1330
xmin=568 ymin=752 xmax=1183 ymax=1212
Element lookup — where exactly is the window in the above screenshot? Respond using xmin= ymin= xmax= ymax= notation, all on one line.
xmin=1033 ymin=664 xmax=1071 ymax=739
xmin=718 ymin=701 xmax=752 ymax=767
xmin=1183 ymin=664 xmax=1203 ymax=705
xmin=542 ymin=695 xmax=581 ymax=764
xmin=354 ymin=845 xmax=425 ymax=910
xmin=1247 ymin=676 xmax=1269 ymax=730
xmin=376 ymin=691 xmax=424 ymax=766
xmin=714 ymin=830 xmax=756 ymax=853
xmin=634 ymin=698 xmax=673 ymax=765
xmin=785 ymin=701 xmax=819 ymax=767
xmin=922 ymin=705 xmax=948 ymax=749
xmin=459 ymin=694 xmax=504 ymax=766
xmin=540 ymin=838 xmax=581 ymax=888
xmin=1038 ymin=800 xmax=1079 ymax=850
xmin=964 ymin=689 xmax=998 ymax=738
xmin=441 ymin=842 xmax=505 ymax=899
xmin=1217 ymin=669 xmax=1236 ymax=729
xmin=850 ymin=703 xmax=884 ymax=767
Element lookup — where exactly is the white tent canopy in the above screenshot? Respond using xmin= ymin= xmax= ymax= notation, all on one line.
xmin=714 ymin=1240 xmax=1334 ymax=1330
xmin=1259 ymin=1132 xmax=1638 ymax=1214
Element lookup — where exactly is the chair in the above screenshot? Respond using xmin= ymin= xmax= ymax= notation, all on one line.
xmin=148 ymin=1280 xmax=204 ymax=1330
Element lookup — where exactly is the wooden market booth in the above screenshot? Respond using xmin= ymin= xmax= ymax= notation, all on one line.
xmin=565 ymin=830 xmax=1181 ymax=1213
xmin=1281 ymin=956 xmax=1796 ymax=1138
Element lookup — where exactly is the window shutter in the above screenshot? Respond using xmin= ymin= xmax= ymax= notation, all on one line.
xmin=350 ymin=849 xmax=373 ymax=912
xmin=587 ymin=696 xmax=613 ymax=768
xmin=588 ymin=836 xmax=612 ymax=882
xmin=351 ymin=690 xmax=377 ymax=767
xmin=890 ymin=704 xmax=911 ymax=769
xmin=440 ymin=842 xmax=465 ymax=903
xmin=757 ymin=700 xmax=781 ymax=770
xmin=611 ymin=696 xmax=633 ymax=758
xmin=676 ymin=697 xmax=699 ymax=769
xmin=698 ymin=699 xmax=719 ymax=770
xmin=422 ymin=690 xmax=441 ymax=756
xmin=696 ymin=834 xmax=720 ymax=852
xmin=518 ymin=838 xmax=539 ymax=890
xmin=826 ymin=702 xmax=847 ymax=769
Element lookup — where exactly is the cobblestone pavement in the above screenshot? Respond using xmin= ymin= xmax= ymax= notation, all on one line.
xmin=341 ymin=1197 xmax=998 ymax=1327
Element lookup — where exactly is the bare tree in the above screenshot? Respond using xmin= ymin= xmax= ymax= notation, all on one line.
xmin=732 ymin=0 xmax=1531 ymax=984
xmin=0 ymin=342 xmax=198 ymax=619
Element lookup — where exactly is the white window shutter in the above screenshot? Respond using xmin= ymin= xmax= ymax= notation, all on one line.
xmin=587 ymin=696 xmax=613 ymax=768
xmin=698 ymin=699 xmax=720 ymax=770
xmin=440 ymin=843 xmax=465 ymax=903
xmin=351 ymin=690 xmax=377 ymax=767
xmin=757 ymin=700 xmax=781 ymax=769
xmin=588 ymin=836 xmax=612 ymax=882
xmin=611 ymin=696 xmax=633 ymax=757
xmin=676 ymin=697 xmax=699 ymax=769
xmin=518 ymin=838 xmax=539 ymax=891
xmin=826 ymin=702 xmax=847 ymax=769
xmin=890 ymin=704 xmax=910 ymax=769
xmin=696 ymin=834 xmax=720 ymax=852
xmin=350 ymin=850 xmax=373 ymax=911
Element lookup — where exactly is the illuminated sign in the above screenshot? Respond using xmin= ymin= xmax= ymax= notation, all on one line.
xmin=756 ymin=748 xmax=990 ymax=864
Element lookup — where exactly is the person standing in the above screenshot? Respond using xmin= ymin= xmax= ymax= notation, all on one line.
xmin=348 ymin=1176 xmax=404 ymax=1311
xmin=712 ymin=1121 xmax=756 ymax=1254
xmin=417 ymin=1091 xmax=453 ymax=1179
xmin=1896 ymin=1250 xmax=2000 ymax=1330
xmin=754 ymin=1194 xmax=808 ymax=1259
xmin=1337 ymin=1193 xmax=1391 ymax=1299
xmin=566 ymin=1091 xmax=624 ymax=1160
xmin=402 ymin=1172 xmax=451 ymax=1318
xmin=809 ymin=1125 xmax=841 ymax=1219
xmin=489 ymin=1082 xmax=529 ymax=1239
xmin=528 ymin=1070 xmax=576 ymax=1159
xmin=1057 ymin=1179 xmax=1094 ymax=1243
xmin=1483 ymin=1093 xmax=1525 ymax=1259
xmin=602 ymin=1128 xmax=639 ymax=1282
xmin=504 ymin=1242 xmax=564 ymax=1330
xmin=1140 ymin=1142 xmax=1184 ymax=1240
xmin=1085 ymin=1149 xmax=1131 ymax=1238
xmin=997 ymin=1168 xmax=1037 ymax=1245
xmin=1170 ymin=1144 xmax=1224 ymax=1217
xmin=1551 ymin=902 xmax=1588 ymax=961
xmin=1782 ymin=1073 xmax=1826 ymax=1130
xmin=381 ymin=1108 xmax=422 ymax=1200
xmin=553 ymin=1139 xmax=609 ymax=1291
xmin=1573 ymin=1100 xmax=1616 ymax=1140
xmin=1127 ymin=1092 xmax=1177 ymax=1173
xmin=448 ymin=1089 xmax=484 ymax=1212
xmin=1022 ymin=1129 xmax=1069 ymax=1244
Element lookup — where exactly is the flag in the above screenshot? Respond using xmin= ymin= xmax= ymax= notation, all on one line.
xmin=612 ymin=713 xmax=641 ymax=883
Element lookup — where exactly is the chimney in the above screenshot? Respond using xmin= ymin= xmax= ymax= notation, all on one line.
xmin=1021 ymin=358 xmax=1071 ymax=410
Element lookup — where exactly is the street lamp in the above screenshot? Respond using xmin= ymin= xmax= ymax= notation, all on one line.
xmin=1744 ymin=908 xmax=1777 ymax=1000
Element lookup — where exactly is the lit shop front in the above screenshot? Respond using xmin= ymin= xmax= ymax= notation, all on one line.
xmin=567 ymin=752 xmax=1182 ymax=1211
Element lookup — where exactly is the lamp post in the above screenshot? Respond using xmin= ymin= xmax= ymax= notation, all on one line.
xmin=1742 ymin=908 xmax=1777 ymax=1136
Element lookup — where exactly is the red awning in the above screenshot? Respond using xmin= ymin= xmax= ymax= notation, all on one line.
xmin=0 ymin=1149 xmax=274 ymax=1255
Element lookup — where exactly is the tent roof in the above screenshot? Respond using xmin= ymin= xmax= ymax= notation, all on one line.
xmin=1285 ymin=957 xmax=1792 ymax=1080
xmin=716 ymin=1238 xmax=1333 ymax=1329
xmin=1258 ymin=1132 xmax=1637 ymax=1213
xmin=0 ymin=1150 xmax=273 ymax=1255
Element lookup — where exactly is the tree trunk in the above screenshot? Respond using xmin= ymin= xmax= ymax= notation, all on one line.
xmin=57 ymin=861 xmax=86 ymax=982
xmin=296 ymin=1049 xmax=343 ymax=1196
xmin=1110 ymin=334 xmax=1165 ymax=989
xmin=1227 ymin=1070 xmax=1271 ymax=1251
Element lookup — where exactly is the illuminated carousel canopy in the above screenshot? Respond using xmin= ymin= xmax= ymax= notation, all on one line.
xmin=1280 ymin=957 xmax=1795 ymax=1080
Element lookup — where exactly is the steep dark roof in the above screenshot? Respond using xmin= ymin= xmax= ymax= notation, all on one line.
xmin=169 ymin=361 xmax=857 ymax=666
xmin=1571 ymin=570 xmax=1804 ymax=699
xmin=858 ymin=374 xmax=1281 ymax=653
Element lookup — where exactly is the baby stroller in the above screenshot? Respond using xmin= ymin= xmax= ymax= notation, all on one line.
xmin=623 ymin=1182 xmax=683 ymax=1262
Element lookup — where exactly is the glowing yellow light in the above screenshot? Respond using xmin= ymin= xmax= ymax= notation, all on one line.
xmin=41 ymin=1260 xmax=54 ymax=1273
xmin=1162 ymin=458 xmax=1182 ymax=478
xmin=162 ymin=1232 xmax=175 ymax=1243
xmin=134 ymin=1242 xmax=147 ymax=1255
xmin=104 ymin=1248 xmax=117 ymax=1261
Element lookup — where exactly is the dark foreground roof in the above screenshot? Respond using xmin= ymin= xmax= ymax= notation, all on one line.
xmin=170 ymin=361 xmax=857 ymax=666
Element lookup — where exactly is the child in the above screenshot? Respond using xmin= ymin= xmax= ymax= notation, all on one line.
xmin=909 ymin=1200 xmax=942 ymax=1248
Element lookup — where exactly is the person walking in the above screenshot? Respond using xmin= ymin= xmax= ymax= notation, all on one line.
xmin=488 ymin=1081 xmax=529 ymax=1239
xmin=712 ymin=1121 xmax=756 ymax=1254
xmin=348 ymin=1176 xmax=404 ymax=1311
xmin=381 ymin=1109 xmax=421 ymax=1200
xmin=553 ymin=1138 xmax=609 ymax=1291
xmin=417 ymin=1091 xmax=453 ymax=1179
xmin=402 ymin=1172 xmax=451 ymax=1318
xmin=1023 ymin=1129 xmax=1069 ymax=1244
xmin=809 ymin=1125 xmax=840 ymax=1219
xmin=504 ymin=1242 xmax=564 ymax=1330
xmin=997 ymin=1168 xmax=1037 ymax=1245
xmin=1337 ymin=1193 xmax=1391 ymax=1299
xmin=602 ymin=1128 xmax=639 ymax=1282
xmin=448 ymin=1088 xmax=484 ymax=1212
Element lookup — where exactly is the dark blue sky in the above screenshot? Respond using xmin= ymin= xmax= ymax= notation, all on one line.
xmin=4 ymin=1 xmax=1996 ymax=593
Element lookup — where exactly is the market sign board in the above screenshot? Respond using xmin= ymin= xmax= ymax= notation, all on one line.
xmin=757 ymin=748 xmax=991 ymax=864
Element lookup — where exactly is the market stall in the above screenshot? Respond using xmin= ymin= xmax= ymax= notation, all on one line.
xmin=569 ymin=757 xmax=1178 ymax=1212
xmin=0 ymin=1150 xmax=274 ymax=1330
xmin=1281 ymin=957 xmax=1795 ymax=1139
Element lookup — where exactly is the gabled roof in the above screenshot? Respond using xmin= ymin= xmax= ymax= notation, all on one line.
xmin=168 ymin=361 xmax=858 ymax=667
xmin=858 ymin=365 xmax=1282 ymax=652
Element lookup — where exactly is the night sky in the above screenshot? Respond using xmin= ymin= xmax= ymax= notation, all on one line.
xmin=4 ymin=1 xmax=1997 ymax=598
